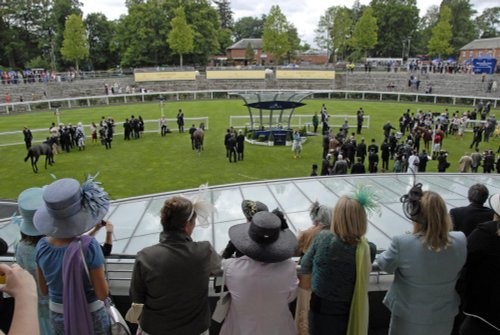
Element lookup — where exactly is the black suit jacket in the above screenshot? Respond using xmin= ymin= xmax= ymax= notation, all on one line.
xmin=450 ymin=203 xmax=494 ymax=237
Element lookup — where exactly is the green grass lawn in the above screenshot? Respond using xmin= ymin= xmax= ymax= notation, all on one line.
xmin=0 ymin=98 xmax=498 ymax=200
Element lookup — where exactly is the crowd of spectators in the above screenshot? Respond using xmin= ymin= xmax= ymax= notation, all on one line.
xmin=1 ymin=178 xmax=499 ymax=335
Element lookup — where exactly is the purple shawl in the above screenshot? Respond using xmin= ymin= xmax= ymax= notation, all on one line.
xmin=62 ymin=235 xmax=94 ymax=335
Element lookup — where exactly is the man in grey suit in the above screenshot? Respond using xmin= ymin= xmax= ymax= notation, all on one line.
xmin=450 ymin=183 xmax=494 ymax=237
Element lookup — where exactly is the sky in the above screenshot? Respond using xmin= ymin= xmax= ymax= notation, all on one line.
xmin=81 ymin=0 xmax=496 ymax=48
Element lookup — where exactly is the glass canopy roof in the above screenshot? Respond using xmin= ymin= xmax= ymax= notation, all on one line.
xmin=1 ymin=173 xmax=499 ymax=256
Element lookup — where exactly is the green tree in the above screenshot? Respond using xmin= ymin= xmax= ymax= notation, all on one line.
xmin=214 ymin=0 xmax=233 ymax=29
xmin=233 ymin=16 xmax=266 ymax=41
xmin=262 ymin=5 xmax=291 ymax=65
xmin=85 ymin=13 xmax=118 ymax=70
xmin=245 ymin=42 xmax=255 ymax=64
xmin=52 ymin=0 xmax=83 ymax=69
xmin=412 ymin=5 xmax=440 ymax=56
xmin=441 ymin=0 xmax=477 ymax=51
xmin=351 ymin=7 xmax=378 ymax=60
xmin=113 ymin=1 xmax=169 ymax=67
xmin=60 ymin=14 xmax=88 ymax=72
xmin=286 ymin=25 xmax=302 ymax=62
xmin=167 ymin=6 xmax=194 ymax=67
xmin=316 ymin=6 xmax=353 ymax=62
xmin=428 ymin=6 xmax=453 ymax=58
xmin=475 ymin=7 xmax=500 ymax=38
xmin=370 ymin=0 xmax=419 ymax=57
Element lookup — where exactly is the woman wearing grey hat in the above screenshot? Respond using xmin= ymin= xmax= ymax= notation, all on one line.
xmin=295 ymin=201 xmax=332 ymax=335
xmin=219 ymin=211 xmax=298 ymax=335
xmin=34 ymin=177 xmax=111 ymax=335
xmin=13 ymin=187 xmax=52 ymax=335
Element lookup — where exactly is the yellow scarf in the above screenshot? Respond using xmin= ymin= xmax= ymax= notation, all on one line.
xmin=347 ymin=237 xmax=370 ymax=335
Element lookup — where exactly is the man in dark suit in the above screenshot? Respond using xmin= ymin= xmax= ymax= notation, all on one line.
xmin=450 ymin=183 xmax=494 ymax=237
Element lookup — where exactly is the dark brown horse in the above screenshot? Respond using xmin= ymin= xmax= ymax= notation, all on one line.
xmin=24 ymin=143 xmax=54 ymax=173
xmin=193 ymin=123 xmax=205 ymax=153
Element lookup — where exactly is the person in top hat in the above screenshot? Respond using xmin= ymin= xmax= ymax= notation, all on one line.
xmin=219 ymin=211 xmax=298 ymax=335
xmin=457 ymin=193 xmax=500 ymax=335
xmin=34 ymin=176 xmax=111 ymax=335
xmin=13 ymin=187 xmax=52 ymax=335
xmin=301 ymin=187 xmax=378 ymax=335
xmin=221 ymin=200 xmax=269 ymax=259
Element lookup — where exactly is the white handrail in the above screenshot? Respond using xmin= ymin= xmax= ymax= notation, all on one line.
xmin=0 ymin=89 xmax=498 ymax=115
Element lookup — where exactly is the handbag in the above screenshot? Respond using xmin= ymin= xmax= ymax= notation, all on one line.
xmin=212 ymin=268 xmax=231 ymax=323
xmin=125 ymin=303 xmax=144 ymax=324
xmin=79 ymin=241 xmax=131 ymax=335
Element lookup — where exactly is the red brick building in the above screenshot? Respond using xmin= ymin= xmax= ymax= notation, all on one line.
xmin=227 ymin=39 xmax=270 ymax=66
xmin=458 ymin=37 xmax=500 ymax=66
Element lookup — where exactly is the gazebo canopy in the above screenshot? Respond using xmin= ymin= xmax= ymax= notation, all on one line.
xmin=232 ymin=91 xmax=313 ymax=130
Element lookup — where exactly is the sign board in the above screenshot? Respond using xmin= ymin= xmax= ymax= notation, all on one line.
xmin=206 ymin=70 xmax=265 ymax=80
xmin=472 ymin=57 xmax=497 ymax=74
xmin=134 ymin=72 xmax=196 ymax=82
xmin=276 ymin=70 xmax=335 ymax=80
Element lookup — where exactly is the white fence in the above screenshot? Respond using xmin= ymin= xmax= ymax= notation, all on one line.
xmin=0 ymin=117 xmax=209 ymax=147
xmin=0 ymin=89 xmax=498 ymax=115
xmin=229 ymin=114 xmax=371 ymax=131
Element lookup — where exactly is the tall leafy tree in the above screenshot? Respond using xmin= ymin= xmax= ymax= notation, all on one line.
xmin=351 ymin=7 xmax=378 ymax=60
xmin=245 ymin=42 xmax=255 ymax=64
xmin=475 ymin=7 xmax=500 ymax=38
xmin=167 ymin=6 xmax=194 ymax=67
xmin=60 ymin=14 xmax=88 ymax=72
xmin=412 ymin=5 xmax=440 ymax=56
xmin=233 ymin=16 xmax=266 ymax=41
xmin=214 ymin=0 xmax=233 ymax=29
xmin=315 ymin=6 xmax=353 ymax=62
xmin=370 ymin=0 xmax=419 ymax=57
xmin=214 ymin=0 xmax=234 ymax=53
xmin=85 ymin=13 xmax=118 ymax=70
xmin=112 ymin=1 xmax=170 ymax=67
xmin=262 ymin=5 xmax=291 ymax=65
xmin=428 ymin=5 xmax=453 ymax=59
xmin=52 ymin=0 xmax=83 ymax=69
xmin=441 ymin=0 xmax=476 ymax=51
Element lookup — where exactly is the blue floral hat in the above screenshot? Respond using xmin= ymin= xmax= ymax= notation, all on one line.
xmin=34 ymin=175 xmax=109 ymax=238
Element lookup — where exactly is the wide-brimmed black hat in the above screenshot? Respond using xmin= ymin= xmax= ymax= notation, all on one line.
xmin=229 ymin=211 xmax=297 ymax=263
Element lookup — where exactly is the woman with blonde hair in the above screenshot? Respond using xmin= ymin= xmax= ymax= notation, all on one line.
xmin=376 ymin=184 xmax=467 ymax=335
xmin=300 ymin=188 xmax=377 ymax=335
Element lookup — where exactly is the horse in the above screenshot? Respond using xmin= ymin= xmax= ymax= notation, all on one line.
xmin=193 ymin=123 xmax=205 ymax=153
xmin=24 ymin=143 xmax=54 ymax=173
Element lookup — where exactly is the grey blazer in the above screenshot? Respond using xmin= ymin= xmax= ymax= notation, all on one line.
xmin=376 ymin=232 xmax=466 ymax=324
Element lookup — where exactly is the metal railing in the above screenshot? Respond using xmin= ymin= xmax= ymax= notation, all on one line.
xmin=0 ymin=89 xmax=498 ymax=115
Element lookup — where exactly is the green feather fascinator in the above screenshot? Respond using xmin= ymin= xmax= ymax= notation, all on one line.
xmin=351 ymin=184 xmax=381 ymax=217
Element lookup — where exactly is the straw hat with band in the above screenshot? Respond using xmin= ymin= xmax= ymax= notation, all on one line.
xmin=229 ymin=211 xmax=297 ymax=263
xmin=488 ymin=193 xmax=500 ymax=217
xmin=15 ymin=187 xmax=45 ymax=236
xmin=34 ymin=177 xmax=109 ymax=238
